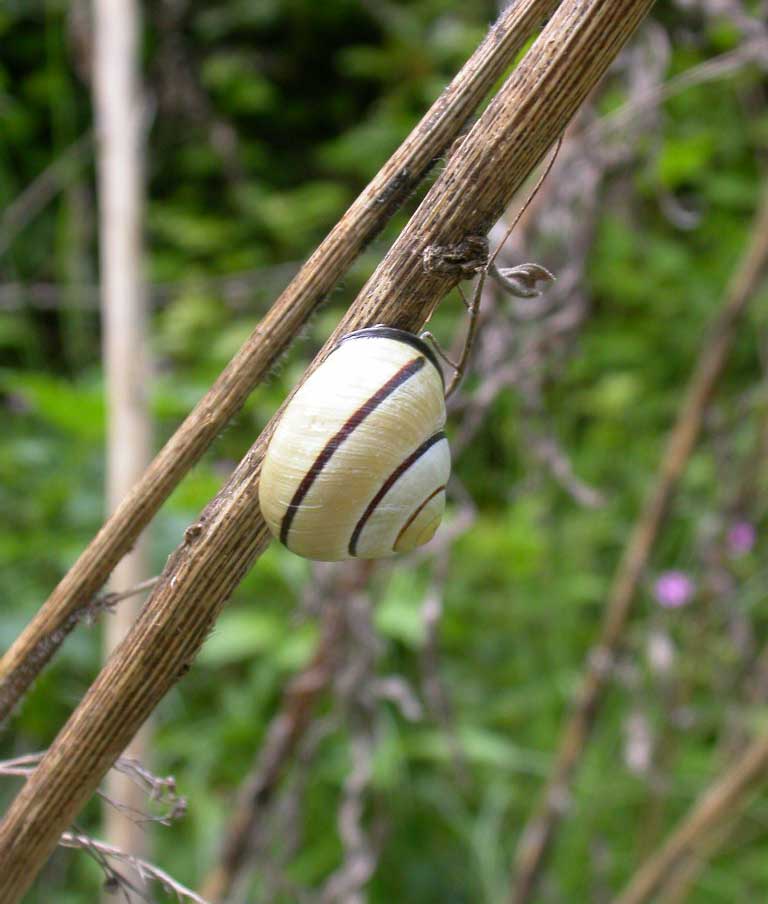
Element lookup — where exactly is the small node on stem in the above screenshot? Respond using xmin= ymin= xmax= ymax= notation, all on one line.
xmin=443 ymin=135 xmax=564 ymax=398
xmin=422 ymin=235 xmax=489 ymax=277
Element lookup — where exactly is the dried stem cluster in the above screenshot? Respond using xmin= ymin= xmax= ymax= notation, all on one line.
xmin=512 ymin=183 xmax=768 ymax=903
xmin=0 ymin=1 xmax=656 ymax=898
xmin=615 ymin=731 xmax=768 ymax=904
xmin=0 ymin=0 xmax=561 ymax=723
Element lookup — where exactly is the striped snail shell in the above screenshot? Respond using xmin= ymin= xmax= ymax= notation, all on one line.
xmin=259 ymin=326 xmax=450 ymax=561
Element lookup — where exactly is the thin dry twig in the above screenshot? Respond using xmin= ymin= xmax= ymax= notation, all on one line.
xmin=0 ymin=4 xmax=656 ymax=898
xmin=585 ymin=35 xmax=768 ymax=148
xmin=1 ymin=753 xmax=191 ymax=902
xmin=613 ymin=735 xmax=768 ymax=904
xmin=0 ymin=263 xmax=298 ymax=311
xmin=636 ymin=398 xmax=768 ymax=903
xmin=0 ymin=753 xmax=186 ymax=828
xmin=60 ymin=831 xmax=210 ymax=904
xmin=0 ymin=131 xmax=94 ymax=257
xmin=510 ymin=183 xmax=768 ymax=904
xmin=320 ymin=591 xmax=382 ymax=904
xmin=444 ymin=134 xmax=564 ymax=400
xmin=200 ymin=566 xmax=369 ymax=903
xmin=92 ymin=577 xmax=160 ymax=617
xmin=0 ymin=578 xmax=157 ymax=723
xmin=0 ymin=0 xmax=561 ymax=723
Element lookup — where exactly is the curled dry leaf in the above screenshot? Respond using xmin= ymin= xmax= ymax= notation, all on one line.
xmin=491 ymin=261 xmax=556 ymax=298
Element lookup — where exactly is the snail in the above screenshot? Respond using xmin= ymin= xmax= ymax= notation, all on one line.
xmin=259 ymin=326 xmax=450 ymax=561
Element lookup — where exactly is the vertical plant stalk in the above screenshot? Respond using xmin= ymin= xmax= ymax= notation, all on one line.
xmin=0 ymin=2 xmax=656 ymax=899
xmin=613 ymin=736 xmax=768 ymax=904
xmin=646 ymin=405 xmax=768 ymax=904
xmin=654 ymin=807 xmax=747 ymax=904
xmin=92 ymin=0 xmax=153 ymax=894
xmin=511 ymin=183 xmax=768 ymax=904
xmin=199 ymin=571 xmax=362 ymax=903
xmin=0 ymin=0 xmax=561 ymax=724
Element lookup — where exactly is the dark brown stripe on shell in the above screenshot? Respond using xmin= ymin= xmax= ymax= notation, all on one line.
xmin=394 ymin=484 xmax=446 ymax=551
xmin=279 ymin=356 xmax=426 ymax=546
xmin=348 ymin=431 xmax=447 ymax=557
xmin=334 ymin=326 xmax=444 ymax=388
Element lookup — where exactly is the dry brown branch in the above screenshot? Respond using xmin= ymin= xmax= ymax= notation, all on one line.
xmin=0 ymin=3 xmax=655 ymax=898
xmin=205 ymin=357 xmax=479 ymax=899
xmin=654 ymin=809 xmax=748 ymax=904
xmin=200 ymin=567 xmax=366 ymax=903
xmin=510 ymin=183 xmax=768 ymax=904
xmin=320 ymin=590 xmax=382 ymax=904
xmin=0 ymin=0 xmax=560 ymax=724
xmin=0 ymin=131 xmax=93 ymax=257
xmin=613 ymin=735 xmax=768 ymax=904
xmin=641 ymin=399 xmax=768 ymax=903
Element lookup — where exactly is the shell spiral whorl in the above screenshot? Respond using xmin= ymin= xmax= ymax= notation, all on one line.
xmin=259 ymin=327 xmax=450 ymax=561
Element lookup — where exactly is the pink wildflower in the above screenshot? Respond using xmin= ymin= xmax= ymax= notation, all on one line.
xmin=653 ymin=571 xmax=695 ymax=609
xmin=727 ymin=521 xmax=756 ymax=558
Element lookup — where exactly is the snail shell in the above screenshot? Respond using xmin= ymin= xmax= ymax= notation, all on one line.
xmin=259 ymin=326 xmax=450 ymax=561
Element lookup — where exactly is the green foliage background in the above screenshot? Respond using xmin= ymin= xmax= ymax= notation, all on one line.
xmin=1 ymin=1 xmax=767 ymax=901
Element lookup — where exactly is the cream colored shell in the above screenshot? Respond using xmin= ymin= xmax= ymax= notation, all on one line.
xmin=259 ymin=327 xmax=450 ymax=561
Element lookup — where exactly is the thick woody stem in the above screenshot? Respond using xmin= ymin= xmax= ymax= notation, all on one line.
xmin=511 ymin=183 xmax=768 ymax=904
xmin=0 ymin=2 xmax=655 ymax=899
xmin=0 ymin=0 xmax=559 ymax=722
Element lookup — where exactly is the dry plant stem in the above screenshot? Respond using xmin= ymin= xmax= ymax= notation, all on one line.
xmin=654 ymin=809 xmax=747 ymax=904
xmin=59 ymin=832 xmax=211 ymax=904
xmin=200 ymin=580 xmax=357 ymax=903
xmin=98 ymin=577 xmax=159 ymax=610
xmin=0 ymin=0 xmax=560 ymax=723
xmin=93 ymin=0 xmax=153 ymax=890
xmin=650 ymin=405 xmax=768 ymax=904
xmin=445 ymin=134 xmax=563 ymax=399
xmin=511 ymin=183 xmax=768 ymax=904
xmin=0 ymin=2 xmax=655 ymax=898
xmin=613 ymin=736 xmax=768 ymax=904
xmin=0 ymin=131 xmax=93 ymax=257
